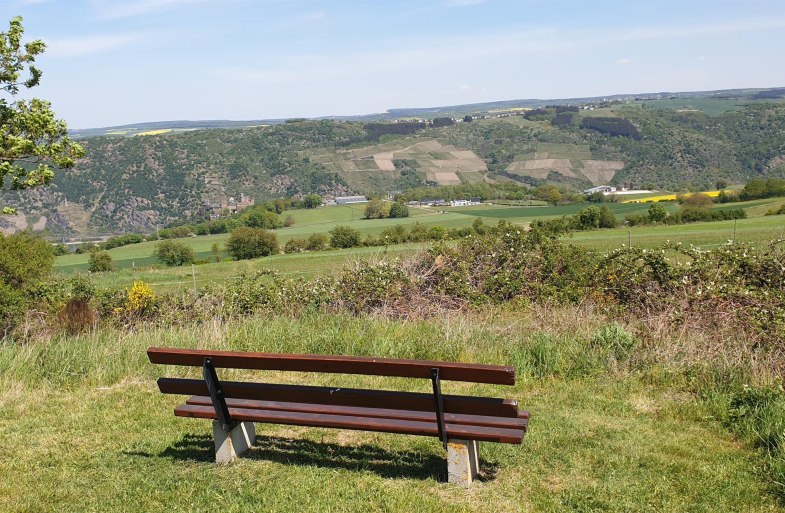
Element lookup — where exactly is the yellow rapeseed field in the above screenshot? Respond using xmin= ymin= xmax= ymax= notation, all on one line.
xmin=622 ymin=190 xmax=727 ymax=203
xmin=137 ymin=129 xmax=172 ymax=136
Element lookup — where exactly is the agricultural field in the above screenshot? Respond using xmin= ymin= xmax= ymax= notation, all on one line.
xmin=505 ymin=142 xmax=624 ymax=185
xmin=316 ymin=138 xmax=488 ymax=191
xmin=637 ymin=97 xmax=748 ymax=116
xmin=55 ymin=197 xmax=785 ymax=293
xmin=623 ymin=190 xmax=727 ymax=203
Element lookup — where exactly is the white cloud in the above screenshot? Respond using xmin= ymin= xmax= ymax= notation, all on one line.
xmin=617 ymin=57 xmax=633 ymax=65
xmin=44 ymin=34 xmax=138 ymax=56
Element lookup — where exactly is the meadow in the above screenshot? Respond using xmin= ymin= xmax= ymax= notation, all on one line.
xmin=1 ymin=311 xmax=781 ymax=512
xmin=54 ymin=198 xmax=785 ymax=293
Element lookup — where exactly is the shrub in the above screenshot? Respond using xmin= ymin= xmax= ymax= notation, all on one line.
xmin=303 ymin=194 xmax=322 ymax=208
xmin=284 ymin=238 xmax=307 ymax=254
xmin=284 ymin=215 xmax=296 ymax=227
xmin=0 ymin=231 xmax=54 ymax=334
xmin=625 ymin=213 xmax=649 ymax=226
xmin=680 ymin=192 xmax=714 ymax=208
xmin=598 ymin=205 xmax=619 ymax=228
xmin=226 ymin=227 xmax=279 ymax=260
xmin=380 ymin=225 xmax=408 ymax=245
xmin=211 ymin=242 xmax=222 ymax=262
xmin=306 ymin=233 xmax=329 ymax=251
xmin=123 ymin=281 xmax=156 ymax=318
xmin=88 ymin=250 xmax=114 ymax=272
xmin=364 ymin=198 xmax=391 ymax=219
xmin=647 ymin=203 xmax=668 ymax=223
xmin=388 ymin=201 xmax=409 ymax=218
xmin=52 ymin=243 xmax=69 ymax=256
xmin=58 ymin=275 xmax=96 ymax=334
xmin=153 ymin=240 xmax=195 ymax=267
xmin=243 ymin=208 xmax=281 ymax=229
xmin=329 ymin=225 xmax=361 ymax=249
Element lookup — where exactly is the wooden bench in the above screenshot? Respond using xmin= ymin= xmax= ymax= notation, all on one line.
xmin=148 ymin=347 xmax=529 ymax=487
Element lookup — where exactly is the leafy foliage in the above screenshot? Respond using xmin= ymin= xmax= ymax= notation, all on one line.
xmin=153 ymin=239 xmax=195 ymax=267
xmin=0 ymin=17 xmax=84 ymax=214
xmin=226 ymin=227 xmax=278 ymax=260
xmin=0 ymin=230 xmax=53 ymax=332
xmin=88 ymin=250 xmax=114 ymax=272
xmin=329 ymin=225 xmax=361 ymax=249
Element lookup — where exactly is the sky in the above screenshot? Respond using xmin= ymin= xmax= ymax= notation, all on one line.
xmin=5 ymin=0 xmax=785 ymax=128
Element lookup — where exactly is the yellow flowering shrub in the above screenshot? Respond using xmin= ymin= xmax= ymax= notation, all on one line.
xmin=124 ymin=281 xmax=155 ymax=315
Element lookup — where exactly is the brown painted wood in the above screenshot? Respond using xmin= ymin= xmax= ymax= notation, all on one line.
xmin=158 ymin=378 xmax=519 ymax=418
xmin=148 ymin=347 xmax=515 ymax=385
xmin=174 ymin=404 xmax=525 ymax=444
xmin=185 ymin=395 xmax=528 ymax=431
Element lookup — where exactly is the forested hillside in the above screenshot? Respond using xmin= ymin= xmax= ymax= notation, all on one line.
xmin=3 ymin=100 xmax=785 ymax=235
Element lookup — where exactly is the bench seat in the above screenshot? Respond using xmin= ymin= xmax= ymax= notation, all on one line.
xmin=177 ymin=396 xmax=528 ymax=444
xmin=149 ymin=347 xmax=529 ymax=487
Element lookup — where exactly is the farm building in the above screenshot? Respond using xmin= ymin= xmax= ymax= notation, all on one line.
xmin=583 ymin=185 xmax=617 ymax=195
xmin=336 ymin=195 xmax=369 ymax=204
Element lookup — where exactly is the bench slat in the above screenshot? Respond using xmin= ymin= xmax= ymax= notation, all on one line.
xmin=185 ymin=395 xmax=529 ymax=431
xmin=174 ymin=404 xmax=525 ymax=444
xmin=159 ymin=378 xmax=520 ymax=418
xmin=148 ymin=347 xmax=515 ymax=385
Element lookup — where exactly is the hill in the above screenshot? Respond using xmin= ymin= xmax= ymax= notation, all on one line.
xmin=3 ymin=89 xmax=785 ymax=235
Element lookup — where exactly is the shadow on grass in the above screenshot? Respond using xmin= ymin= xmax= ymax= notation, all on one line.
xmin=127 ymin=433 xmax=499 ymax=482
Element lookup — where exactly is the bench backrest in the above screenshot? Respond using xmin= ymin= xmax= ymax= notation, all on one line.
xmin=147 ymin=347 xmax=516 ymax=385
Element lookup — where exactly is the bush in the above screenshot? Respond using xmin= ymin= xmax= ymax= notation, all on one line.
xmin=284 ymin=215 xmax=296 ymax=227
xmin=52 ymin=243 xmax=69 ymax=256
xmin=284 ymin=238 xmax=307 ymax=254
xmin=574 ymin=206 xmax=603 ymax=230
xmin=243 ymin=208 xmax=281 ymax=229
xmin=226 ymin=227 xmax=279 ymax=260
xmin=58 ymin=275 xmax=96 ymax=334
xmin=153 ymin=240 xmax=195 ymax=267
xmin=88 ymin=250 xmax=114 ymax=272
xmin=680 ymin=192 xmax=714 ymax=208
xmin=0 ymin=231 xmax=55 ymax=333
xmin=306 ymin=233 xmax=329 ymax=251
xmin=364 ymin=198 xmax=391 ymax=219
xmin=388 ymin=201 xmax=409 ymax=218
xmin=647 ymin=203 xmax=668 ymax=223
xmin=303 ymin=194 xmax=322 ymax=209
xmin=329 ymin=225 xmax=361 ymax=249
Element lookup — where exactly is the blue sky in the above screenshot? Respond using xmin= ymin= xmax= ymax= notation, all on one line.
xmin=6 ymin=0 xmax=785 ymax=128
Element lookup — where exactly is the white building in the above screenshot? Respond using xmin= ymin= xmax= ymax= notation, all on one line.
xmin=336 ymin=195 xmax=369 ymax=204
xmin=583 ymin=185 xmax=617 ymax=195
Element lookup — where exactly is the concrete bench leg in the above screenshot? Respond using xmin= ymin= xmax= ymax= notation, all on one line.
xmin=212 ymin=421 xmax=256 ymax=464
xmin=447 ymin=439 xmax=479 ymax=488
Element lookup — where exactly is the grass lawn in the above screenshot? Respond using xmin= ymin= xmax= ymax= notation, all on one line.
xmin=0 ymin=313 xmax=780 ymax=512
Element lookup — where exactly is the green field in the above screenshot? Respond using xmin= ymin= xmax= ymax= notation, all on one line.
xmin=55 ymin=200 xmax=785 ymax=292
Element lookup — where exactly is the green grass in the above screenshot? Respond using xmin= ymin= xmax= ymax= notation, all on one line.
xmin=447 ymin=202 xmax=664 ymax=222
xmin=55 ymin=205 xmax=472 ymax=274
xmin=570 ymin=215 xmax=785 ymax=252
xmin=639 ymin=98 xmax=745 ymax=116
xmin=54 ymin=200 xmax=785 ymax=291
xmin=1 ymin=312 xmax=781 ymax=512
xmin=77 ymin=244 xmax=427 ymax=293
